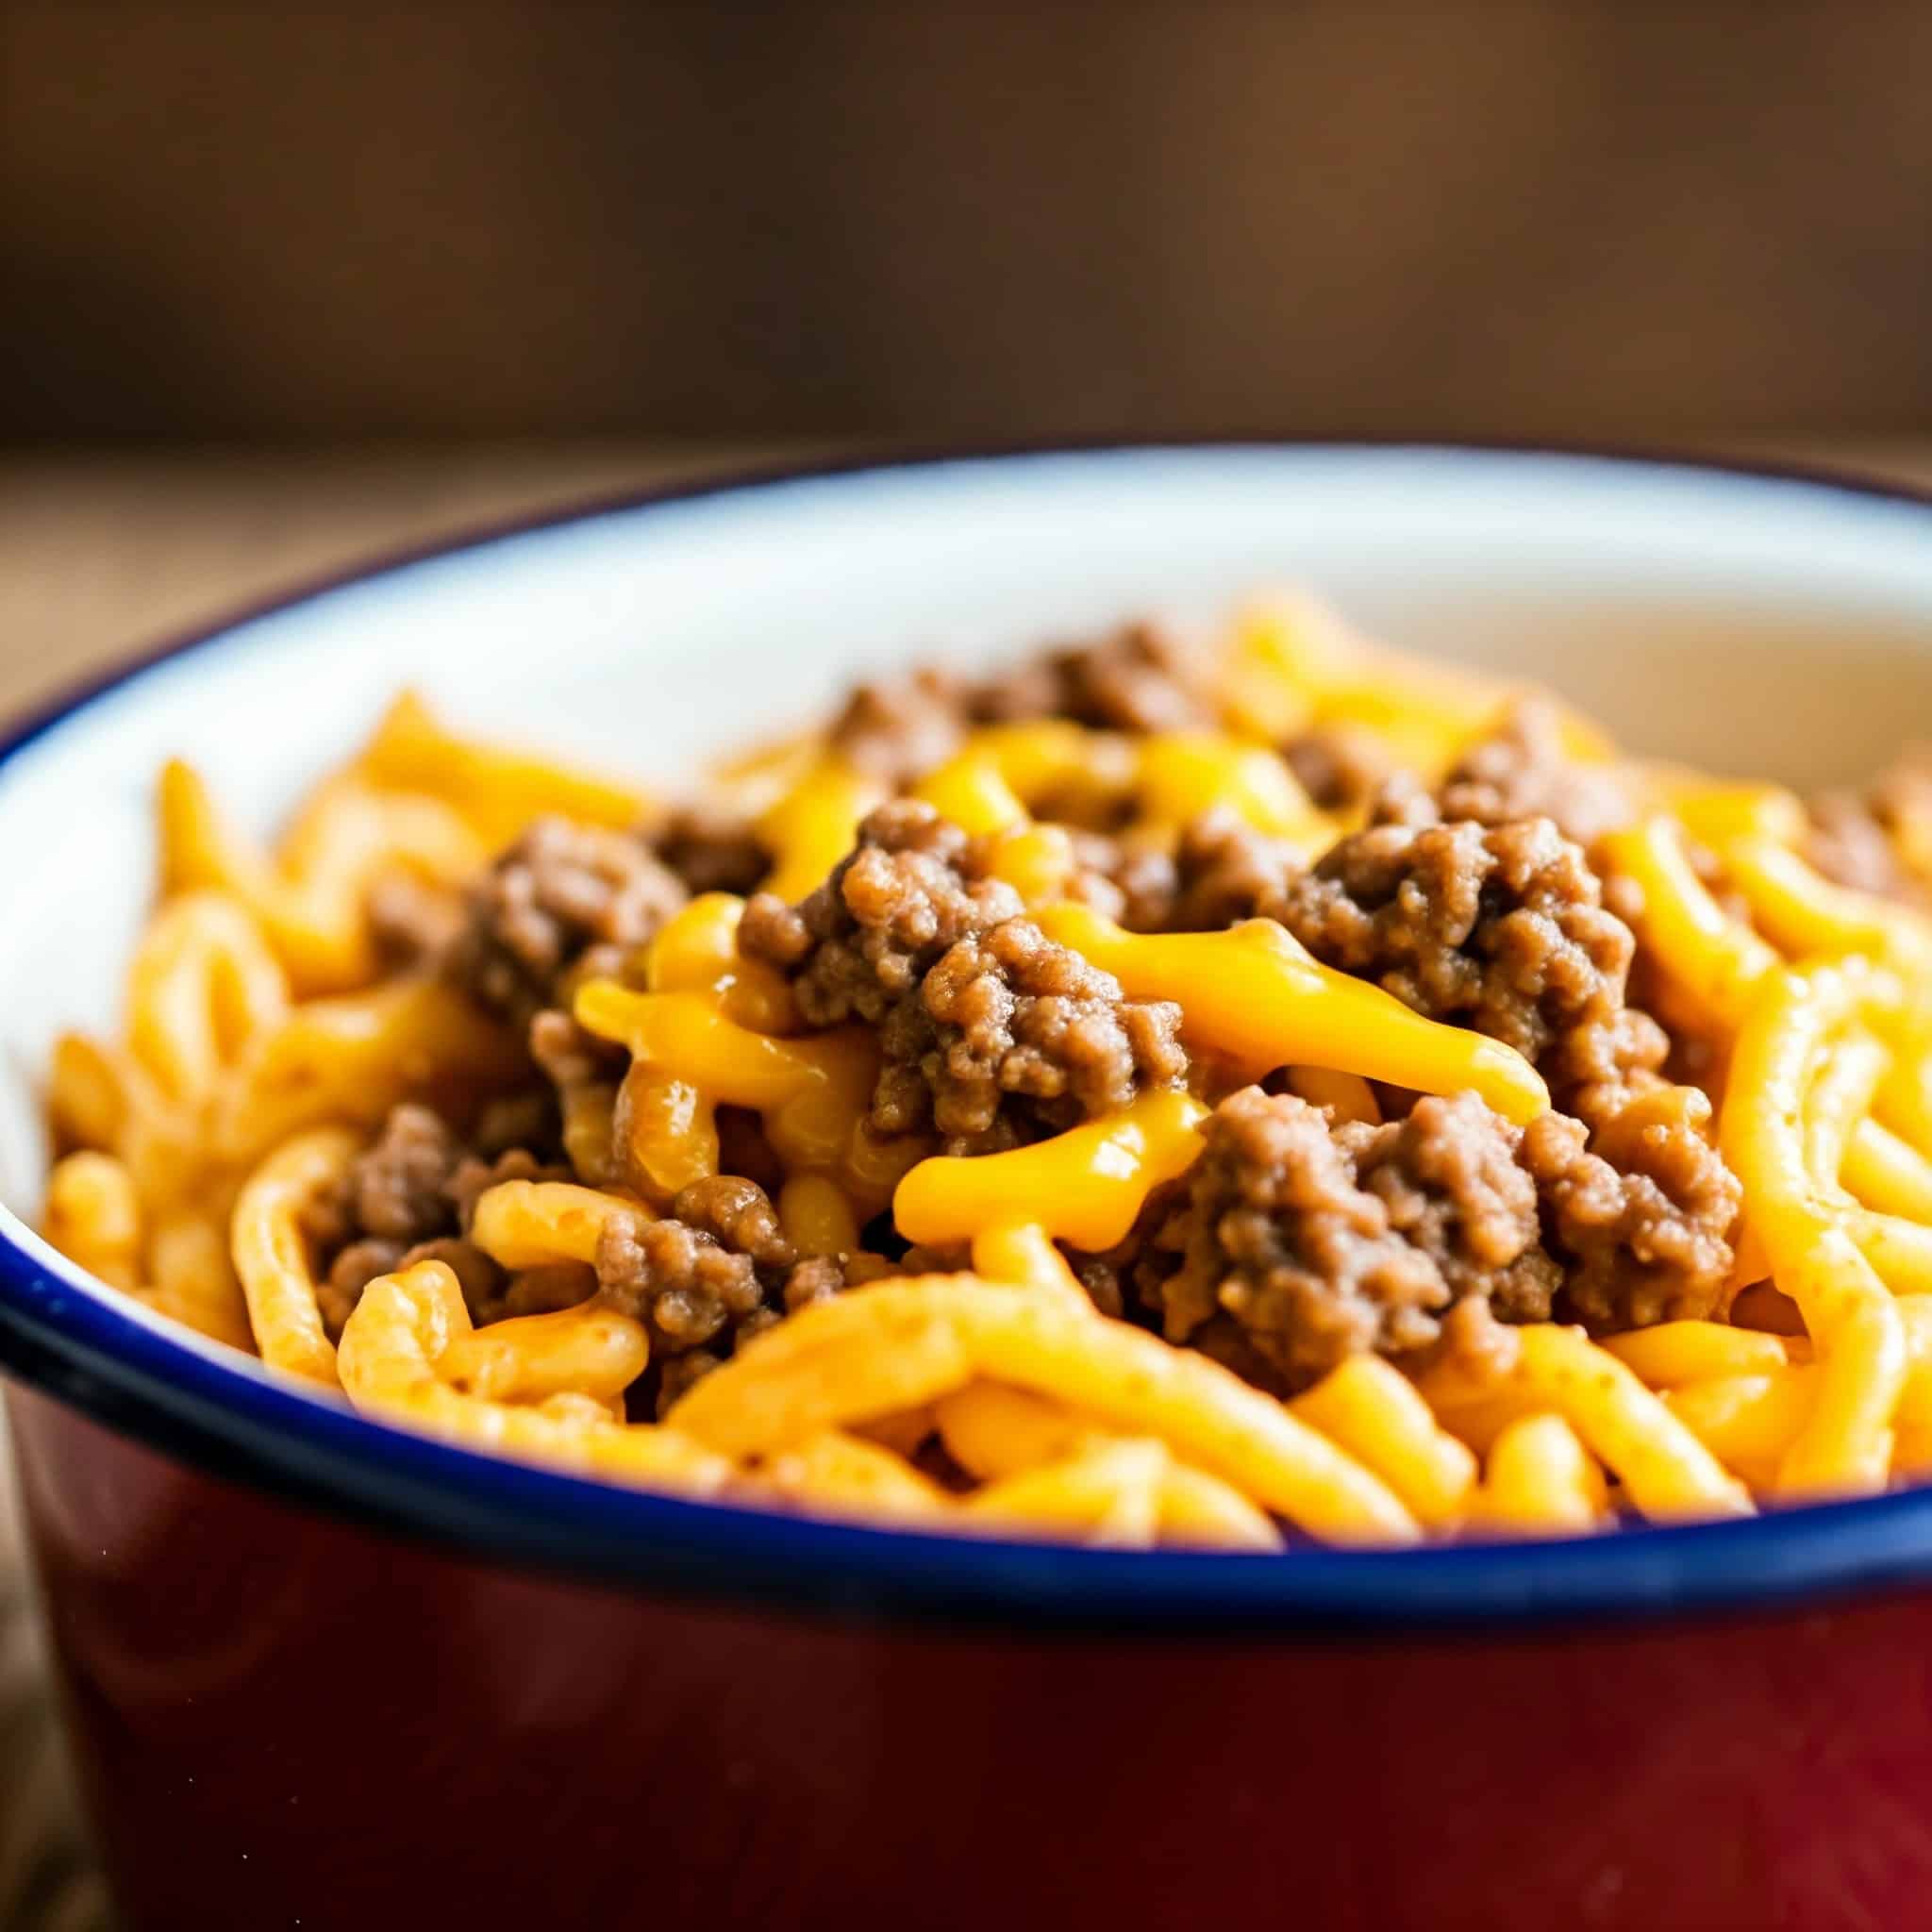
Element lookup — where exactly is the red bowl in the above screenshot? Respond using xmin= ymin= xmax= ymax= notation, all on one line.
xmin=14 ymin=1382 xmax=1932 ymax=1932
xmin=8 ymin=443 xmax=1932 ymax=1931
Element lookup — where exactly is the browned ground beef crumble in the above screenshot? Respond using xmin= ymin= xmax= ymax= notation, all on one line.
xmin=732 ymin=640 xmax=1747 ymax=1373
xmin=966 ymin=621 xmax=1212 ymax=735
xmin=824 ymin=621 xmax=1209 ymax=788
xmin=827 ymin=666 xmax=970 ymax=784
xmin=741 ymin=800 xmax=1186 ymax=1153
xmin=1158 ymin=808 xmax=1303 ymax=934
xmin=1058 ymin=827 xmax=1181 ymax=933
xmin=1281 ymin=724 xmax=1395 ymax=813
xmin=299 ymin=1103 xmax=575 ymax=1337
xmin=648 ymin=803 xmax=771 ymax=897
xmin=593 ymin=1175 xmax=873 ymax=1414
xmin=1126 ymin=1081 xmax=1733 ymax=1388
xmin=1143 ymin=1089 xmax=1568 ymax=1389
xmin=1278 ymin=813 xmax=1670 ymax=1114
xmin=527 ymin=1007 xmax=626 ymax=1187
xmin=1434 ymin=700 xmax=1635 ymax=850
xmin=365 ymin=871 xmax=466 ymax=969
xmin=887 ymin=917 xmax=1188 ymax=1149
xmin=1519 ymin=1088 xmax=1739 ymax=1328
xmin=447 ymin=815 xmax=687 ymax=1024
xmin=1148 ymin=1087 xmax=1453 ymax=1384
xmin=304 ymin=1096 xmax=874 ymax=1407
xmin=739 ymin=802 xmax=1017 ymax=1025
xmin=341 ymin=623 xmax=1769 ymax=1399
xmin=1341 ymin=1091 xmax=1562 ymax=1319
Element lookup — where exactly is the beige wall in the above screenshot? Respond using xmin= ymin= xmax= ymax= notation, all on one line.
xmin=5 ymin=1 xmax=1930 ymax=444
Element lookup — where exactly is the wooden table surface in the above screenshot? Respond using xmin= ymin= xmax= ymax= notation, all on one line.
xmin=0 ymin=434 xmax=1927 ymax=1930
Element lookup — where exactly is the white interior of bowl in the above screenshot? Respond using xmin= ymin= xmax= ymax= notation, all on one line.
xmin=2 ymin=446 xmax=1928 ymax=1308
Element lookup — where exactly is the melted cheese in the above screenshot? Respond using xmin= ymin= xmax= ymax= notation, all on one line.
xmin=644 ymin=891 xmax=797 ymax=1033
xmin=914 ymin=718 xmax=1337 ymax=850
xmin=1133 ymin=732 xmax=1329 ymax=849
xmin=894 ymin=1090 xmax=1209 ymax=1252
xmin=976 ymin=823 xmax=1083 ymax=904
xmin=1220 ymin=596 xmax=1612 ymax=775
xmin=575 ymin=979 xmax=882 ymax=1190
xmin=757 ymin=756 xmax=883 ymax=903
xmin=913 ymin=721 xmax=1119 ymax=837
xmin=1035 ymin=902 xmax=1549 ymax=1124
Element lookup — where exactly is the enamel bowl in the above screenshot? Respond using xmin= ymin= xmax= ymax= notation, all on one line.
xmin=5 ymin=446 xmax=1932 ymax=1932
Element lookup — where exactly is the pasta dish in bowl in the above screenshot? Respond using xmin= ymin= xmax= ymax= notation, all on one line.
xmin=38 ymin=588 xmax=1932 ymax=1549
xmin=6 ymin=444 xmax=1932 ymax=1932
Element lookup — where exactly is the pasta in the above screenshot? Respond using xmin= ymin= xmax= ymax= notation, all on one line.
xmin=35 ymin=597 xmax=1932 ymax=1551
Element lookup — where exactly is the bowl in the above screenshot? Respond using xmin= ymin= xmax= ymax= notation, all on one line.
xmin=5 ymin=443 xmax=1932 ymax=1932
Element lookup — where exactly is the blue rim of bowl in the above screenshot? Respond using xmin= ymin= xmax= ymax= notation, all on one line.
xmin=4 ymin=436 xmax=1932 ymax=1637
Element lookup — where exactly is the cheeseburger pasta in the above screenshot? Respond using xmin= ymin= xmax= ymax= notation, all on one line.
xmin=41 ymin=600 xmax=1932 ymax=1549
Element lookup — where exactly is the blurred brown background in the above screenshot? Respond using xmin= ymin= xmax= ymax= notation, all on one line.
xmin=7 ymin=0 xmax=1932 ymax=448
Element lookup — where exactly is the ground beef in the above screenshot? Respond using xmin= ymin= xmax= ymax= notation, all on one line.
xmin=1339 ymin=1091 xmax=1561 ymax=1322
xmin=967 ymin=621 xmax=1212 ymax=735
xmin=312 ymin=1239 xmax=412 ymax=1335
xmin=398 ymin=1235 xmax=523 ymax=1318
xmin=738 ymin=800 xmax=1024 ymax=1024
xmin=1058 ymin=828 xmax=1181 ymax=933
xmin=445 ymin=815 xmax=688 ymax=1024
xmin=366 ymin=872 xmax=466 ymax=969
xmin=301 ymin=1105 xmax=575 ymax=1339
xmin=655 ymin=1350 xmax=724 ymax=1414
xmin=443 ymin=1143 xmax=575 ymax=1233
xmin=675 ymin=1172 xmax=793 ymax=1268
xmin=1522 ymin=1089 xmax=1740 ymax=1328
xmin=1140 ymin=1081 xmax=1730 ymax=1390
xmin=1048 ymin=808 xmax=1309 ymax=941
xmin=878 ymin=917 xmax=1188 ymax=1148
xmin=1279 ymin=813 xmax=1668 ymax=1108
xmin=741 ymin=800 xmax=1187 ymax=1151
xmin=527 ymin=1008 xmax=619 ymax=1091
xmin=525 ymin=1007 xmax=625 ymax=1185
xmin=808 ymin=623 xmax=1209 ymax=789
xmin=827 ymin=666 xmax=969 ymax=783
xmin=470 ymin=1090 xmax=561 ymax=1161
xmin=593 ymin=1201 xmax=763 ymax=1350
xmin=1282 ymin=725 xmax=1395 ymax=813
xmin=1065 ymin=1249 xmax=1128 ymax=1320
xmin=649 ymin=804 xmax=771 ymax=897
xmin=1148 ymin=1087 xmax=1450 ymax=1386
xmin=1048 ymin=1174 xmax=1196 ymax=1324
xmin=781 ymin=1253 xmax=854 ymax=1313
xmin=1179 ymin=1311 xmax=1301 ymax=1396
xmin=1365 ymin=771 xmax=1442 ymax=831
xmin=1159 ymin=808 xmax=1304 ymax=933
xmin=591 ymin=1174 xmax=867 ymax=1410
xmin=1435 ymin=699 xmax=1635 ymax=849
xmin=307 ymin=1102 xmax=463 ymax=1252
